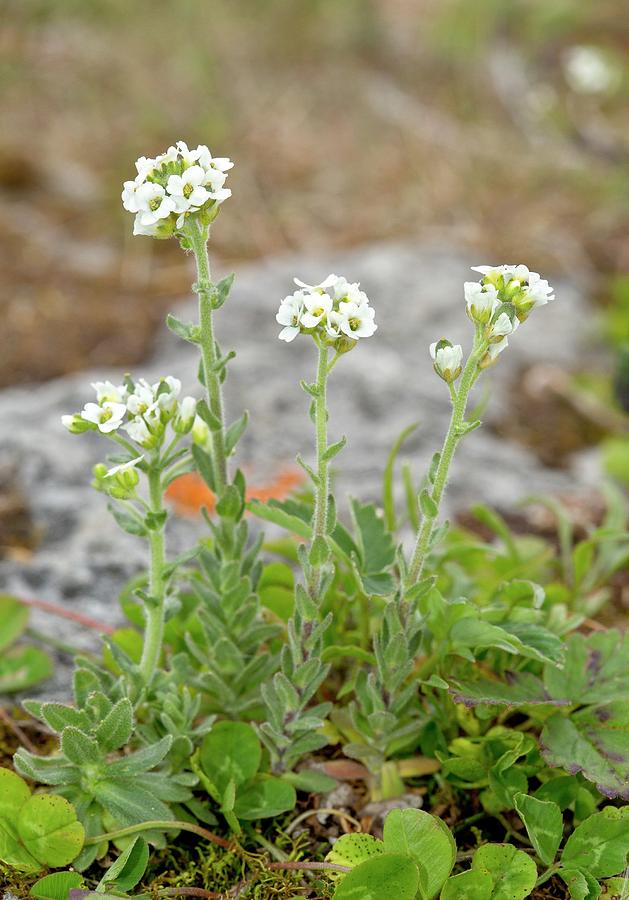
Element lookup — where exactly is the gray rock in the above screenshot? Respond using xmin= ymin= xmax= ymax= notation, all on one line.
xmin=0 ymin=242 xmax=598 ymax=701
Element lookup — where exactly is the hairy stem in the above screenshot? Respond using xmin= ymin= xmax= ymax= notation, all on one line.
xmin=307 ymin=340 xmax=330 ymax=599
xmin=188 ymin=219 xmax=228 ymax=495
xmin=406 ymin=332 xmax=487 ymax=586
xmin=139 ymin=468 xmax=166 ymax=684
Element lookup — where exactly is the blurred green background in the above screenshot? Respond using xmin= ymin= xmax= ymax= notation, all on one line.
xmin=1 ymin=0 xmax=629 ymax=388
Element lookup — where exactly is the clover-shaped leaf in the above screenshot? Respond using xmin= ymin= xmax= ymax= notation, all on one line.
xmin=333 ymin=854 xmax=420 ymax=899
xmin=383 ymin=807 xmax=456 ymax=899
xmin=0 ymin=768 xmax=84 ymax=872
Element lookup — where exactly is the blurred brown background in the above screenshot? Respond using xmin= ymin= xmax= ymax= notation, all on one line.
xmin=1 ymin=0 xmax=628 ymax=388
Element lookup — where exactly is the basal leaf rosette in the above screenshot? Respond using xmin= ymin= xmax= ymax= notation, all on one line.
xmin=121 ymin=140 xmax=233 ymax=239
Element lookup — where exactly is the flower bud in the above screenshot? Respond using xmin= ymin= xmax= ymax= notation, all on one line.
xmin=464 ymin=282 xmax=498 ymax=325
xmin=61 ymin=414 xmax=94 ymax=434
xmin=191 ymin=414 xmax=211 ymax=449
xmin=430 ymin=340 xmax=463 ymax=383
xmin=488 ymin=308 xmax=519 ymax=343
xmin=173 ymin=396 xmax=197 ymax=434
xmin=480 ymin=337 xmax=509 ymax=369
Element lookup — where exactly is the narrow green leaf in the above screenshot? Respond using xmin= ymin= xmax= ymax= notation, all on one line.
xmin=383 ymin=423 xmax=418 ymax=532
xmin=165 ymin=313 xmax=199 ymax=343
xmin=419 ymin=489 xmax=438 ymax=519
xmin=0 ymin=595 xmax=29 ymax=651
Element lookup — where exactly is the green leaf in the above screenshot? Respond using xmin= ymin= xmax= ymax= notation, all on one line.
xmin=323 ymin=436 xmax=347 ymax=462
xmin=449 ymin=672 xmax=565 ymax=708
xmin=383 ymin=423 xmax=418 ymax=532
xmin=471 ymin=844 xmax=537 ymax=900
xmin=534 ymin=776 xmax=579 ymax=810
xmin=0 ymin=595 xmax=29 ymax=651
xmin=60 ymin=728 xmax=100 ymax=766
xmin=544 ymin=630 xmax=629 ymax=705
xmin=562 ymin=807 xmax=629 ymax=878
xmin=501 ymin=623 xmax=564 ymax=665
xmin=213 ymin=272 xmax=235 ymax=309
xmin=94 ymin=698 xmax=133 ymax=753
xmin=282 ymin=769 xmax=337 ymax=793
xmin=350 ymin=498 xmax=396 ymax=574
xmin=333 ymin=854 xmax=420 ymax=900
xmin=249 ymin=499 xmax=311 ymax=540
xmin=0 ymin=767 xmax=32 ymax=820
xmin=232 ymin=775 xmax=296 ymax=820
xmin=108 ymin=503 xmax=147 ymax=537
xmin=441 ymin=870 xmax=494 ymax=900
xmin=419 ymin=489 xmax=438 ymax=518
xmin=196 ymin=398 xmax=222 ymax=432
xmin=30 ymin=871 xmax=84 ymax=899
xmin=225 ymin=411 xmax=249 ymax=456
xmin=93 ymin=780 xmax=173 ymax=825
xmin=0 ymin=646 xmax=54 ymax=693
xmin=200 ymin=721 xmax=261 ymax=798
xmin=383 ymin=808 xmax=455 ymax=899
xmin=541 ymin=710 xmax=629 ymax=801
xmin=192 ymin=444 xmax=216 ymax=492
xmin=97 ymin=836 xmax=148 ymax=892
xmin=326 ymin=833 xmax=385 ymax=871
xmin=165 ymin=313 xmax=199 ymax=343
xmin=558 ymin=868 xmax=601 ymax=900
xmin=514 ymin=793 xmax=563 ymax=866
xmin=18 ymin=794 xmax=85 ymax=868
xmin=216 ymin=484 xmax=244 ymax=520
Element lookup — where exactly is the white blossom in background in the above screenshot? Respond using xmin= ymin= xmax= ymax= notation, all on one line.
xmin=430 ymin=341 xmax=463 ymax=383
xmin=121 ymin=141 xmax=233 ymax=238
xmin=563 ymin=46 xmax=619 ymax=95
xmin=276 ymin=274 xmax=377 ymax=347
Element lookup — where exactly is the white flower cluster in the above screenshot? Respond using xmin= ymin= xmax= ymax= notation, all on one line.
xmin=121 ymin=141 xmax=233 ymax=238
xmin=276 ymin=274 xmax=377 ymax=345
xmin=62 ymin=377 xmax=199 ymax=449
xmin=431 ymin=264 xmax=554 ymax=381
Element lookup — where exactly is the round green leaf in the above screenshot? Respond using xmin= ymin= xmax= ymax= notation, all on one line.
xmin=472 ymin=844 xmax=537 ymax=900
xmin=0 ymin=595 xmax=30 ymax=651
xmin=30 ymin=870 xmax=84 ymax=900
xmin=200 ymin=721 xmax=261 ymax=797
xmin=326 ymin=833 xmax=385 ymax=874
xmin=562 ymin=807 xmax=629 ymax=878
xmin=333 ymin=854 xmax=420 ymax=899
xmin=232 ymin=775 xmax=296 ymax=820
xmin=0 ymin=767 xmax=31 ymax=820
xmin=0 ymin=646 xmax=53 ymax=693
xmin=18 ymin=794 xmax=85 ymax=867
xmin=441 ymin=869 xmax=494 ymax=900
xmin=383 ymin=807 xmax=456 ymax=899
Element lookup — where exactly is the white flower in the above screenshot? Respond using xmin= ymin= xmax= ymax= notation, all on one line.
xmin=331 ymin=276 xmax=369 ymax=305
xmin=134 ymin=183 xmax=176 ymax=226
xmin=91 ymin=380 xmax=127 ymax=404
xmin=337 ymin=300 xmax=377 ymax=339
xmin=430 ymin=342 xmax=463 ymax=383
xmin=526 ymin=271 xmax=554 ymax=308
xmin=293 ymin=274 xmax=338 ymax=292
xmin=489 ymin=312 xmax=519 ymax=341
xmin=191 ymin=414 xmax=210 ymax=447
xmin=134 ymin=156 xmax=157 ymax=180
xmin=481 ymin=337 xmax=509 ymax=368
xmin=105 ymin=456 xmax=144 ymax=478
xmin=155 ymin=376 xmax=182 ymax=413
xmin=167 ymin=166 xmax=213 ymax=212
xmin=464 ymin=282 xmax=499 ymax=324
xmin=126 ymin=379 xmax=156 ymax=416
xmin=80 ymin=401 xmax=127 ymax=434
xmin=276 ymin=290 xmax=306 ymax=342
xmin=472 ymin=264 xmax=530 ymax=283
xmin=194 ymin=144 xmax=234 ymax=173
xmin=301 ymin=292 xmax=333 ymax=329
xmin=125 ymin=416 xmax=152 ymax=446
xmin=325 ymin=310 xmax=344 ymax=338
xmin=121 ymin=178 xmax=144 ymax=213
xmin=174 ymin=396 xmax=197 ymax=433
xmin=563 ymin=46 xmax=618 ymax=95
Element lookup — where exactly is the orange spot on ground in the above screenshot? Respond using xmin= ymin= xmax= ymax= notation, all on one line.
xmin=165 ymin=468 xmax=304 ymax=517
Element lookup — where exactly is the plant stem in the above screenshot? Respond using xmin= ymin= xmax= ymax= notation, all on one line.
xmin=307 ymin=340 xmax=330 ymax=599
xmin=406 ymin=333 xmax=487 ymax=587
xmin=188 ymin=219 xmax=228 ymax=495
xmin=139 ymin=468 xmax=166 ymax=685
xmin=85 ymin=819 xmax=233 ymax=851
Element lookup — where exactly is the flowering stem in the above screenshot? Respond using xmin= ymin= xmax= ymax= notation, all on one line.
xmin=308 ymin=339 xmax=330 ymax=598
xmin=406 ymin=332 xmax=488 ymax=588
xmin=139 ymin=467 xmax=166 ymax=685
xmin=188 ymin=220 xmax=228 ymax=495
